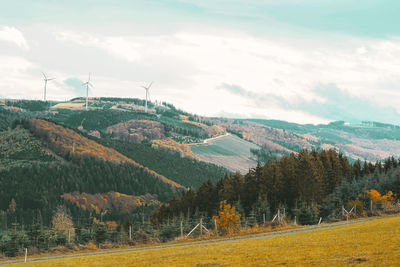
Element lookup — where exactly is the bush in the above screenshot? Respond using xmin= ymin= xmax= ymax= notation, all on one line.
xmin=4 ymin=232 xmax=19 ymax=257
xmin=94 ymin=224 xmax=108 ymax=245
xmin=86 ymin=241 xmax=97 ymax=250
xmin=295 ymin=204 xmax=319 ymax=225
xmin=159 ymin=224 xmax=179 ymax=242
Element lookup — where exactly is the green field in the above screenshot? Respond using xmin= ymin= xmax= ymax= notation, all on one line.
xmin=191 ymin=134 xmax=259 ymax=157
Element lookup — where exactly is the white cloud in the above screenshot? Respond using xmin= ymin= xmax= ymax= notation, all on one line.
xmin=0 ymin=26 xmax=29 ymax=50
xmin=55 ymin=32 xmax=141 ymax=62
xmin=3 ymin=25 xmax=400 ymax=124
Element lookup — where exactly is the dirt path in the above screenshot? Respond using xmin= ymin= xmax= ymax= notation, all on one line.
xmin=0 ymin=216 xmax=383 ymax=266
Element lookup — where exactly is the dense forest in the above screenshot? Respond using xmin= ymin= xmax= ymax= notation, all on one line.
xmin=151 ymin=150 xmax=400 ymax=225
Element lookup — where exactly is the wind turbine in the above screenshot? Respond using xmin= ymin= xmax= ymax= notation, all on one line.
xmin=141 ymin=82 xmax=153 ymax=113
xmin=82 ymin=73 xmax=93 ymax=111
xmin=42 ymin=72 xmax=54 ymax=101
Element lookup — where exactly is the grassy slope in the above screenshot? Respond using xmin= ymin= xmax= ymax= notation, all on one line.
xmin=24 ymin=214 xmax=400 ymax=266
xmin=191 ymin=134 xmax=260 ymax=173
xmin=191 ymin=134 xmax=259 ymax=157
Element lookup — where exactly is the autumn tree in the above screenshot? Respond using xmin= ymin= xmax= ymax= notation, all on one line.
xmin=213 ymin=201 xmax=241 ymax=235
xmin=51 ymin=206 xmax=75 ymax=242
xmin=8 ymin=198 xmax=16 ymax=213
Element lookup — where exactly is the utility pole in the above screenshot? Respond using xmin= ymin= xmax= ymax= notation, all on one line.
xmin=200 ymin=218 xmax=203 ymax=237
xmin=180 ymin=220 xmax=183 ymax=238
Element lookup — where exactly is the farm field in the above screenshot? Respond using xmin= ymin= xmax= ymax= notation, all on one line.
xmin=16 ymin=214 xmax=400 ymax=266
xmin=191 ymin=134 xmax=260 ymax=173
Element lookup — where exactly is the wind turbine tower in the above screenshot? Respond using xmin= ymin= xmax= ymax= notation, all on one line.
xmin=42 ymin=72 xmax=54 ymax=101
xmin=82 ymin=73 xmax=93 ymax=111
xmin=141 ymin=82 xmax=153 ymax=113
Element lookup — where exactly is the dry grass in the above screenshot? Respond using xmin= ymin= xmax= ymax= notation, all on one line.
xmin=17 ymin=214 xmax=400 ymax=266
xmin=51 ymin=102 xmax=84 ymax=109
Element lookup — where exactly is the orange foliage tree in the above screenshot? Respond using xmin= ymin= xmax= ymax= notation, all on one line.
xmin=367 ymin=189 xmax=396 ymax=210
xmin=368 ymin=189 xmax=382 ymax=203
xmin=213 ymin=201 xmax=241 ymax=235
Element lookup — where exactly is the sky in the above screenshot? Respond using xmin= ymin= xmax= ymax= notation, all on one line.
xmin=1 ymin=0 xmax=400 ymax=125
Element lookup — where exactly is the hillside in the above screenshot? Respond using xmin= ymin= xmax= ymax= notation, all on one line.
xmin=190 ymin=134 xmax=260 ymax=173
xmin=23 ymin=118 xmax=181 ymax=188
xmin=0 ymin=124 xmax=179 ymax=225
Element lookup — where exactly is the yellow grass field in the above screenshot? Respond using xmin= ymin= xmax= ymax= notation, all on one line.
xmin=18 ymin=215 xmax=400 ymax=266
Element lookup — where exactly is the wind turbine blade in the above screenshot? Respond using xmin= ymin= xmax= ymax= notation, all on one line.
xmin=48 ymin=78 xmax=54 ymax=81
xmin=148 ymin=82 xmax=153 ymax=88
xmin=141 ymin=86 xmax=147 ymax=90
xmin=88 ymin=73 xmax=91 ymax=83
xmin=42 ymin=72 xmax=47 ymax=80
xmin=89 ymin=83 xmax=94 ymax=88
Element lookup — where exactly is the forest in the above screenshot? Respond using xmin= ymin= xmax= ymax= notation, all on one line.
xmin=151 ymin=150 xmax=400 ymax=226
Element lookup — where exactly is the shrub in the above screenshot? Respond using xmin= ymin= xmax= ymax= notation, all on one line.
xmin=213 ymin=201 xmax=241 ymax=235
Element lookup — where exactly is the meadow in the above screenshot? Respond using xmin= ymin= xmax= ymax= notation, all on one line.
xmin=190 ymin=134 xmax=259 ymax=157
xmin=20 ymin=214 xmax=400 ymax=266
xmin=190 ymin=134 xmax=259 ymax=172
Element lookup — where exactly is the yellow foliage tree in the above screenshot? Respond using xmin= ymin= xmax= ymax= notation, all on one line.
xmin=213 ymin=201 xmax=241 ymax=235
xmin=52 ymin=206 xmax=75 ymax=241
xmin=368 ymin=189 xmax=382 ymax=203
xmin=367 ymin=189 xmax=396 ymax=211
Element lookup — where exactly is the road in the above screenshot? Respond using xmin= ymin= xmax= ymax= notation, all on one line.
xmin=0 ymin=216 xmax=382 ymax=266
xmin=188 ymin=133 xmax=231 ymax=146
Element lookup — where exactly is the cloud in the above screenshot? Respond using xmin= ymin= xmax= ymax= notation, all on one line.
xmin=2 ymin=21 xmax=400 ymax=125
xmin=218 ymin=83 xmax=288 ymax=108
xmin=295 ymin=83 xmax=400 ymax=125
xmin=55 ymin=32 xmax=141 ymax=62
xmin=0 ymin=26 xmax=29 ymax=50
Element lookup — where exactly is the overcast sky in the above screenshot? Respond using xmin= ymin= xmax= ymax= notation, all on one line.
xmin=1 ymin=0 xmax=400 ymax=124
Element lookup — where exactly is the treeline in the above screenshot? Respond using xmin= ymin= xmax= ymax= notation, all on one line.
xmin=5 ymin=100 xmax=51 ymax=112
xmin=250 ymin=147 xmax=283 ymax=164
xmin=151 ymin=150 xmax=400 ymax=225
